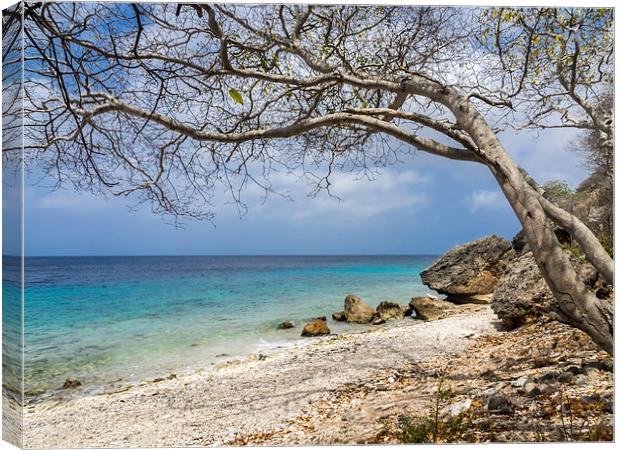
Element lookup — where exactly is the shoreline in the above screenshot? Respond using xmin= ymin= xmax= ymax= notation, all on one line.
xmin=25 ymin=304 xmax=496 ymax=447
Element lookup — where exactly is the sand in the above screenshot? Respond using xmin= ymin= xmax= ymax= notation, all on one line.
xmin=25 ymin=305 xmax=499 ymax=448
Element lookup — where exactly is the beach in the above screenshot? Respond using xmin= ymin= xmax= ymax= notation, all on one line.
xmin=25 ymin=304 xmax=496 ymax=447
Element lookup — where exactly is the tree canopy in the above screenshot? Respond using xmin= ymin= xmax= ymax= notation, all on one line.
xmin=12 ymin=3 xmax=611 ymax=219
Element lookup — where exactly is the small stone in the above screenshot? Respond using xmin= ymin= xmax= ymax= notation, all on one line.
xmin=258 ymin=354 xmax=267 ymax=361
xmin=387 ymin=376 xmax=395 ymax=384
xmin=557 ymin=371 xmax=573 ymax=383
xmin=572 ymin=374 xmax=589 ymax=386
xmin=332 ymin=311 xmax=346 ymax=322
xmin=152 ymin=377 xmax=165 ymax=383
xmin=523 ymin=383 xmax=541 ymax=397
xmin=447 ymin=399 xmax=472 ymax=417
xmin=167 ymin=373 xmax=177 ymax=380
xmin=581 ymin=393 xmax=601 ymax=404
xmin=277 ymin=321 xmax=294 ymax=329
xmin=512 ymin=376 xmax=529 ymax=388
xmin=537 ymin=371 xmax=558 ymax=384
xmin=486 ymin=394 xmax=511 ymax=414
xmin=301 ymin=319 xmax=331 ymax=337
xmin=371 ymin=317 xmax=386 ymax=325
xmin=539 ymin=383 xmax=555 ymax=394
xmin=62 ymin=378 xmax=82 ymax=389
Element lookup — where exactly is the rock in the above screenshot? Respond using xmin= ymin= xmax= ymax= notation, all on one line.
xmin=277 ymin=321 xmax=294 ymax=329
xmin=583 ymin=360 xmax=613 ymax=372
xmin=487 ymin=394 xmax=512 ymax=414
xmin=343 ymin=294 xmax=375 ymax=324
xmin=536 ymin=371 xmax=558 ymax=384
xmin=420 ymin=235 xmax=513 ymax=304
xmin=557 ymin=371 xmax=574 ymax=383
xmin=332 ymin=311 xmax=346 ymax=322
xmin=572 ymin=374 xmax=589 ymax=386
xmin=511 ymin=375 xmax=529 ymax=388
xmin=409 ymin=296 xmax=449 ymax=321
xmin=523 ymin=382 xmax=541 ymax=397
xmin=167 ymin=373 xmax=177 ymax=380
xmin=581 ymin=393 xmax=602 ymax=404
xmin=373 ymin=301 xmax=408 ymax=322
xmin=62 ymin=377 xmax=82 ymax=389
xmin=301 ymin=319 xmax=331 ymax=337
xmin=539 ymin=383 xmax=555 ymax=394
xmin=311 ymin=316 xmax=327 ymax=322
xmin=371 ymin=317 xmax=386 ymax=325
xmin=511 ymin=229 xmax=529 ymax=255
xmin=492 ymin=252 xmax=555 ymax=329
xmin=447 ymin=398 xmax=472 ymax=417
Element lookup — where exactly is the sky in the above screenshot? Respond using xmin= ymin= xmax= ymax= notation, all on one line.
xmin=9 ymin=126 xmax=588 ymax=257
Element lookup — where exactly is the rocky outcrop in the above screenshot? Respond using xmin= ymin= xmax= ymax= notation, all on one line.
xmin=301 ymin=319 xmax=330 ymax=337
xmin=409 ymin=296 xmax=449 ymax=321
xmin=491 ymin=252 xmax=554 ymax=329
xmin=277 ymin=321 xmax=294 ymax=330
xmin=373 ymin=301 xmax=408 ymax=322
xmin=493 ymin=243 xmax=611 ymax=330
xmin=554 ymin=171 xmax=613 ymax=243
xmin=420 ymin=235 xmax=513 ymax=304
xmin=344 ymin=294 xmax=375 ymax=324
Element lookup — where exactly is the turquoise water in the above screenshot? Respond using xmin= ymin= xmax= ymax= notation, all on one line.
xmin=22 ymin=255 xmax=437 ymax=400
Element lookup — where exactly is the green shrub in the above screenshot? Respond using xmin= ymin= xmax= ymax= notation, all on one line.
xmin=543 ymin=180 xmax=575 ymax=202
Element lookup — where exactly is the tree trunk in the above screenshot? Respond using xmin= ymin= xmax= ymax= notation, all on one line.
xmin=431 ymin=87 xmax=614 ymax=355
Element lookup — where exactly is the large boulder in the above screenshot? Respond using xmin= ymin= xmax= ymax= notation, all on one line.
xmin=491 ymin=252 xmax=554 ymax=329
xmin=344 ymin=294 xmax=375 ymax=323
xmin=420 ymin=235 xmax=513 ymax=304
xmin=409 ymin=296 xmax=450 ymax=321
xmin=373 ymin=301 xmax=408 ymax=322
xmin=301 ymin=319 xmax=331 ymax=337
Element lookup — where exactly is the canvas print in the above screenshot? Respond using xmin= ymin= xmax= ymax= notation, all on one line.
xmin=1 ymin=1 xmax=614 ymax=447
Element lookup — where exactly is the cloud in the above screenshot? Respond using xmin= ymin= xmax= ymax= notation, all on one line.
xmin=222 ymin=168 xmax=432 ymax=224
xmin=468 ymin=189 xmax=504 ymax=213
xmin=34 ymin=190 xmax=114 ymax=211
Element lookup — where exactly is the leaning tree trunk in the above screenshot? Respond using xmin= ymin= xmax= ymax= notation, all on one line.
xmin=433 ymin=87 xmax=614 ymax=355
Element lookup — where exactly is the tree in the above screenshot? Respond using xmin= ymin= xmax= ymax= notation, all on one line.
xmin=5 ymin=3 xmax=614 ymax=353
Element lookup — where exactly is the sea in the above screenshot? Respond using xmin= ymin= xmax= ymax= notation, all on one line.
xmin=6 ymin=255 xmax=439 ymax=401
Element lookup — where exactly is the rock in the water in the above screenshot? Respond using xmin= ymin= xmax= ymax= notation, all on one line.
xmin=62 ymin=377 xmax=82 ymax=389
xmin=420 ymin=235 xmax=513 ymax=304
xmin=332 ymin=311 xmax=346 ymax=322
xmin=409 ymin=296 xmax=448 ymax=321
xmin=492 ymin=252 xmax=554 ymax=329
xmin=301 ymin=319 xmax=331 ymax=337
xmin=277 ymin=321 xmax=294 ymax=329
xmin=344 ymin=294 xmax=375 ymax=324
xmin=373 ymin=301 xmax=408 ymax=322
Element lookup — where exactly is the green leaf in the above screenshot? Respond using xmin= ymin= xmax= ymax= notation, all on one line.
xmin=228 ymin=88 xmax=243 ymax=105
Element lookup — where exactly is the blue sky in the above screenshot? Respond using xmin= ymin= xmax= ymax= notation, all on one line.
xmin=16 ymin=127 xmax=588 ymax=256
